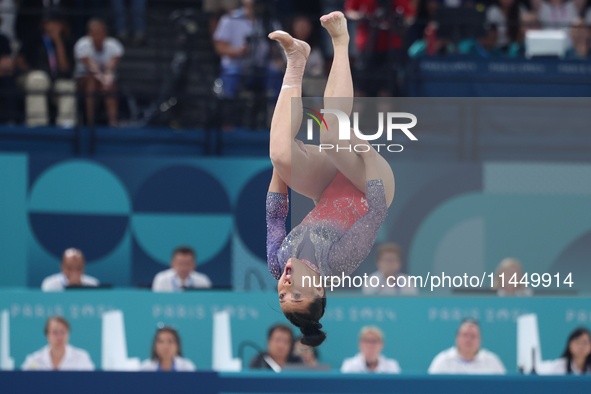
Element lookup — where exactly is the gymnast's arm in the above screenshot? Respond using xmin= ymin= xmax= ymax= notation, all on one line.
xmin=266 ymin=169 xmax=289 ymax=280
xmin=327 ymin=178 xmax=388 ymax=276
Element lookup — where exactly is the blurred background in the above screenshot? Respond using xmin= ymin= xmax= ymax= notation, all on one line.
xmin=0 ymin=0 xmax=591 ymax=392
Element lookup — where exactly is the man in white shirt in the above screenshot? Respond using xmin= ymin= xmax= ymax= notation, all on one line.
xmin=74 ymin=18 xmax=124 ymax=126
xmin=341 ymin=326 xmax=401 ymax=373
xmin=363 ymin=243 xmax=418 ymax=296
xmin=41 ymin=248 xmax=99 ymax=291
xmin=152 ymin=246 xmax=212 ymax=292
xmin=428 ymin=319 xmax=506 ymax=374
xmin=22 ymin=316 xmax=95 ymax=371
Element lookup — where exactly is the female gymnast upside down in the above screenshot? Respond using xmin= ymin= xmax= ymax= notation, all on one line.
xmin=265 ymin=11 xmax=395 ymax=347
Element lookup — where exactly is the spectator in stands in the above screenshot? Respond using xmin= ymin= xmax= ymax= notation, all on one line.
xmin=408 ymin=21 xmax=454 ymax=57
xmin=203 ymin=0 xmax=241 ymax=36
xmin=538 ymin=0 xmax=578 ymax=31
xmin=249 ymin=324 xmax=303 ymax=370
xmin=505 ymin=12 xmax=541 ymax=57
xmin=0 ymin=28 xmax=15 ymax=123
xmin=140 ymin=327 xmax=196 ymax=371
xmin=344 ymin=0 xmax=416 ymax=96
xmin=566 ymin=17 xmax=590 ymax=59
xmin=21 ymin=316 xmax=95 ymax=370
xmin=341 ymin=326 xmax=401 ymax=373
xmin=291 ymin=15 xmax=326 ymax=97
xmin=363 ymin=243 xmax=418 ymax=295
xmin=111 ymin=0 xmax=146 ymax=45
xmin=41 ymin=248 xmax=99 ymax=291
xmin=16 ymin=11 xmax=77 ymax=127
xmin=293 ymin=336 xmax=320 ymax=367
xmin=493 ymin=257 xmax=533 ymax=296
xmin=212 ymin=0 xmax=283 ymax=99
xmin=457 ymin=24 xmax=504 ymax=57
xmin=152 ymin=246 xmax=212 ymax=292
xmin=74 ymin=18 xmax=124 ymax=127
xmin=486 ymin=0 xmax=523 ymax=48
xmin=541 ymin=327 xmax=591 ymax=375
xmin=16 ymin=0 xmax=68 ymax=43
xmin=428 ymin=319 xmax=506 ymax=374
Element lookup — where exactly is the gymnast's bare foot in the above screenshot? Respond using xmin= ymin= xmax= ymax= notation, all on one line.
xmin=268 ymin=30 xmax=311 ymax=61
xmin=320 ymin=11 xmax=349 ymax=46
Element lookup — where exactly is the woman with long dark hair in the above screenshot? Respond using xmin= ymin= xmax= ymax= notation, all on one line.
xmin=266 ymin=11 xmax=394 ymax=347
xmin=140 ymin=327 xmax=196 ymax=371
xmin=543 ymin=327 xmax=591 ymax=375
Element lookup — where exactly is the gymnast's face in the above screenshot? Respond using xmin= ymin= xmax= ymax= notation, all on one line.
xmin=278 ymin=258 xmax=324 ymax=313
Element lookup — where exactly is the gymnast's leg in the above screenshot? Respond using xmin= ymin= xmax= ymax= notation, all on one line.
xmin=268 ymin=31 xmax=338 ymax=201
xmin=319 ymin=11 xmax=395 ymax=207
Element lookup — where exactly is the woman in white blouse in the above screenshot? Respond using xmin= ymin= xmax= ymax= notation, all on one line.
xmin=22 ymin=316 xmax=95 ymax=371
xmin=140 ymin=327 xmax=196 ymax=372
xmin=543 ymin=328 xmax=591 ymax=375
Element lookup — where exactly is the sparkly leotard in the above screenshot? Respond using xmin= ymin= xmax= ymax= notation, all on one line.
xmin=266 ymin=172 xmax=388 ymax=279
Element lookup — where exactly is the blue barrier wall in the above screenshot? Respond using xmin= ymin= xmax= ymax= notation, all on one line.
xmin=406 ymin=58 xmax=591 ymax=97
xmin=2 ymin=372 xmax=591 ymax=394
xmin=1 ymin=290 xmax=590 ymax=372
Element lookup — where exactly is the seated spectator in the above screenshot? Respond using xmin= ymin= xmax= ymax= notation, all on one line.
xmin=566 ymin=17 xmax=590 ymax=59
xmin=16 ymin=11 xmax=76 ymax=127
xmin=408 ymin=22 xmax=455 ymax=57
xmin=428 ymin=319 xmax=506 ymax=374
xmin=212 ymin=0 xmax=283 ymax=99
xmin=152 ymin=246 xmax=212 ymax=292
xmin=341 ymin=326 xmax=401 ymax=373
xmin=538 ymin=0 xmax=578 ymax=31
xmin=541 ymin=327 xmax=591 ymax=375
xmin=293 ymin=336 xmax=320 ymax=367
xmin=111 ymin=0 xmax=146 ymax=45
xmin=41 ymin=248 xmax=99 ymax=291
xmin=363 ymin=243 xmax=417 ymax=296
xmin=457 ymin=24 xmax=504 ymax=57
xmin=486 ymin=0 xmax=524 ymax=48
xmin=291 ymin=15 xmax=326 ymax=97
xmin=74 ymin=18 xmax=124 ymax=127
xmin=140 ymin=327 xmax=196 ymax=371
xmin=493 ymin=257 xmax=533 ymax=297
xmin=249 ymin=324 xmax=303 ymax=370
xmin=21 ymin=316 xmax=95 ymax=370
xmin=0 ymin=29 xmax=15 ymax=123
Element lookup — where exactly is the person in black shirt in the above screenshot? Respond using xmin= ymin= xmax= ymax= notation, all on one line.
xmin=16 ymin=11 xmax=76 ymax=127
xmin=248 ymin=324 xmax=303 ymax=371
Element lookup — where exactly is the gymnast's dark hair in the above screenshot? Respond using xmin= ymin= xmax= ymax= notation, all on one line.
xmin=561 ymin=327 xmax=591 ymax=374
xmin=283 ymin=297 xmax=327 ymax=347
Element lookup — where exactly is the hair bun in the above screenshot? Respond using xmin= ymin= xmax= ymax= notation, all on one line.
xmin=300 ymin=325 xmax=327 ymax=347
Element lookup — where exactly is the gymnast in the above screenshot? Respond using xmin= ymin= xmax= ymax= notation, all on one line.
xmin=266 ymin=11 xmax=395 ymax=347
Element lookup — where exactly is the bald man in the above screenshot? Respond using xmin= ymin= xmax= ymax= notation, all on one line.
xmin=41 ymin=248 xmax=99 ymax=291
xmin=428 ymin=319 xmax=505 ymax=374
